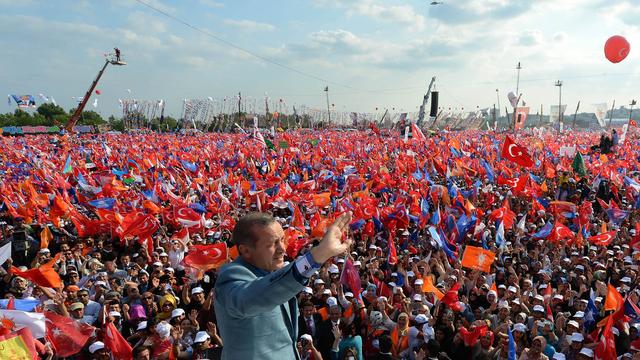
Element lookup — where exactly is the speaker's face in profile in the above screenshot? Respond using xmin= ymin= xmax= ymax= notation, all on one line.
xmin=244 ymin=222 xmax=286 ymax=272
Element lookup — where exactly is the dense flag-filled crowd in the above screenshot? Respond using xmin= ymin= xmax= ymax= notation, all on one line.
xmin=0 ymin=126 xmax=640 ymax=360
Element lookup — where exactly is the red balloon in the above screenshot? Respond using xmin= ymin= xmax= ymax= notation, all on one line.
xmin=604 ymin=35 xmax=630 ymax=63
xmin=95 ymin=89 xmax=101 ymax=95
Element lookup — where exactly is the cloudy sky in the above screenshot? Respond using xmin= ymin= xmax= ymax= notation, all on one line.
xmin=1 ymin=0 xmax=638 ymax=119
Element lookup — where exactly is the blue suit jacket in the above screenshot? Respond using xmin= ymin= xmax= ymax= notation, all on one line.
xmin=215 ymin=257 xmax=307 ymax=360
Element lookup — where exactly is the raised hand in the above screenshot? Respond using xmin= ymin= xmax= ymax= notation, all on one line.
xmin=311 ymin=212 xmax=353 ymax=264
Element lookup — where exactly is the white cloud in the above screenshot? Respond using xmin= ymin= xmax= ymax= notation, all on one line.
xmin=198 ymin=0 xmax=224 ymax=8
xmin=314 ymin=0 xmax=426 ymax=31
xmin=518 ymin=30 xmax=544 ymax=46
xmin=222 ymin=19 xmax=275 ymax=33
xmin=553 ymin=32 xmax=567 ymax=43
xmin=350 ymin=1 xmax=426 ymax=31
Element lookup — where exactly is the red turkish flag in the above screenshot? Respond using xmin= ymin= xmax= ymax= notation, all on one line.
xmin=103 ymin=322 xmax=132 ymax=360
xmin=588 ymin=231 xmax=616 ymax=246
xmin=629 ymin=119 xmax=637 ymax=127
xmin=119 ymin=212 xmax=159 ymax=240
xmin=547 ymin=221 xmax=574 ymax=242
xmin=340 ymin=258 xmax=361 ymax=295
xmin=174 ymin=205 xmax=203 ymax=229
xmin=388 ymin=233 xmax=398 ymax=265
xmin=594 ymin=316 xmax=617 ymax=360
xmin=183 ymin=243 xmax=228 ymax=272
xmin=501 ymin=136 xmax=534 ymax=168
xmin=45 ymin=312 xmax=94 ymax=357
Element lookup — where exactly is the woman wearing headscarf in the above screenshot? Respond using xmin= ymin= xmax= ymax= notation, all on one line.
xmin=518 ymin=336 xmax=549 ymax=360
xmin=156 ymin=293 xmax=177 ymax=322
xmin=391 ymin=312 xmax=411 ymax=358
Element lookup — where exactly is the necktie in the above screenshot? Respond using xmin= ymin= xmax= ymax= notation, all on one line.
xmin=306 ymin=317 xmax=314 ymax=336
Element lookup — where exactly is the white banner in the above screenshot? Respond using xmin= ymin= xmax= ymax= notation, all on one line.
xmin=592 ymin=103 xmax=608 ymax=128
xmin=549 ymin=105 xmax=567 ymax=123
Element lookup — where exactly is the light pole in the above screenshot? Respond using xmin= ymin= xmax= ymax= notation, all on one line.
xmin=555 ymin=80 xmax=563 ymax=131
xmin=516 ymin=62 xmax=522 ymax=95
xmin=630 ymin=100 xmax=637 ymax=121
xmin=324 ymin=86 xmax=331 ymax=125
xmin=496 ymin=89 xmax=500 ymax=123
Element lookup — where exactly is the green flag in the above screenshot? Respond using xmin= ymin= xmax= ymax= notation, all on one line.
xmin=572 ymin=151 xmax=587 ymax=177
xmin=278 ymin=140 xmax=290 ymax=149
xmin=123 ymin=177 xmax=135 ymax=185
xmin=308 ymin=138 xmax=319 ymax=146
xmin=265 ymin=139 xmax=275 ymax=150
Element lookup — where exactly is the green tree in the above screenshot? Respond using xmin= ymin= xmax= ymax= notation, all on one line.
xmin=69 ymin=108 xmax=105 ymax=125
xmin=36 ymin=103 xmax=66 ymax=122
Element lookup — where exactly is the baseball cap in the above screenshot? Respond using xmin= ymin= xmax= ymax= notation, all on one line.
xmin=88 ymin=341 xmax=105 ymax=354
xmin=513 ymin=323 xmax=527 ymax=332
xmin=302 ymin=287 xmax=313 ymax=294
xmin=570 ymin=333 xmax=584 ymax=342
xmin=344 ymin=292 xmax=354 ymax=298
xmin=573 ymin=311 xmax=585 ymax=319
xmin=413 ymin=294 xmax=423 ymax=302
xmin=533 ymin=305 xmax=545 ymax=313
xmin=567 ymin=320 xmax=579 ymax=328
xmin=414 ymin=279 xmax=424 ymax=285
xmin=579 ymin=348 xmax=594 ymax=358
xmin=314 ymin=279 xmax=325 ymax=285
xmin=553 ymin=354 xmax=566 ymax=360
xmin=415 ymin=314 xmax=429 ymax=324
xmin=327 ymin=297 xmax=338 ymax=307
xmin=322 ymin=289 xmax=332 ymax=295
xmin=194 ymin=331 xmax=210 ymax=343
xmin=137 ymin=321 xmax=148 ymax=331
xmin=191 ymin=287 xmax=204 ymax=295
xmin=69 ymin=302 xmax=84 ymax=311
xmin=171 ymin=308 xmax=185 ymax=318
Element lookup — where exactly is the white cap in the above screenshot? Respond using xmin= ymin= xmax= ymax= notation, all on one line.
xmin=171 ymin=308 xmax=185 ymax=318
xmin=194 ymin=331 xmax=210 ymax=343
xmin=570 ymin=333 xmax=584 ymax=342
xmin=344 ymin=292 xmax=354 ymax=298
xmin=508 ymin=286 xmax=517 ymax=293
xmin=567 ymin=320 xmax=579 ymax=328
xmin=534 ymin=295 xmax=544 ymax=302
xmin=191 ymin=287 xmax=204 ymax=295
xmin=414 ymin=279 xmax=424 ymax=285
xmin=327 ymin=297 xmax=338 ymax=307
xmin=137 ymin=321 xmax=148 ymax=331
xmin=337 ymin=258 xmax=345 ymax=264
xmin=621 ymin=277 xmax=631 ymax=283
xmin=533 ymin=305 xmax=545 ymax=312
xmin=314 ymin=279 xmax=325 ymax=285
xmin=553 ymin=294 xmax=564 ymax=301
xmin=513 ymin=323 xmax=527 ymax=332
xmin=553 ymin=353 xmax=566 ymax=360
xmin=413 ymin=294 xmax=423 ymax=302
xmin=302 ymin=287 xmax=313 ymax=294
xmin=415 ymin=314 xmax=429 ymax=324
xmin=328 ymin=265 xmax=340 ymax=274
xmin=88 ymin=341 xmax=105 ymax=354
xmin=300 ymin=334 xmax=313 ymax=342
xmin=322 ymin=289 xmax=332 ymax=295
xmin=407 ymin=271 xmax=415 ymax=277
xmin=573 ymin=311 xmax=585 ymax=319
xmin=579 ymin=348 xmax=594 ymax=358
xmin=353 ymin=261 xmax=362 ymax=267
xmin=109 ymin=311 xmax=121 ymax=318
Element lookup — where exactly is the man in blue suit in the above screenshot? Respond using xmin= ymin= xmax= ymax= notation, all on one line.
xmin=215 ymin=211 xmax=352 ymax=360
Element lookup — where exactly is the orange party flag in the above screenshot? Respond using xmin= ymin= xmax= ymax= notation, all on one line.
xmin=40 ymin=226 xmax=53 ymax=249
xmin=604 ymin=284 xmax=623 ymax=311
xmin=422 ymin=275 xmax=444 ymax=300
xmin=461 ymin=246 xmax=495 ymax=273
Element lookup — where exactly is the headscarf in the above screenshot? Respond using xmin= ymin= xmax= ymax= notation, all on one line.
xmin=156 ymin=294 xmax=177 ymax=321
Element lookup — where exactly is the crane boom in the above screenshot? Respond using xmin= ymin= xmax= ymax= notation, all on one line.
xmin=416 ymin=76 xmax=436 ymax=126
xmin=66 ymin=56 xmax=125 ymax=131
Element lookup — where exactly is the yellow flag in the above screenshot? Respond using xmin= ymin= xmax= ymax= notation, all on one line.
xmin=0 ymin=335 xmax=33 ymax=360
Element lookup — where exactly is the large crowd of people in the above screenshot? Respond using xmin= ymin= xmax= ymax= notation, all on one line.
xmin=0 ymin=126 xmax=639 ymax=360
